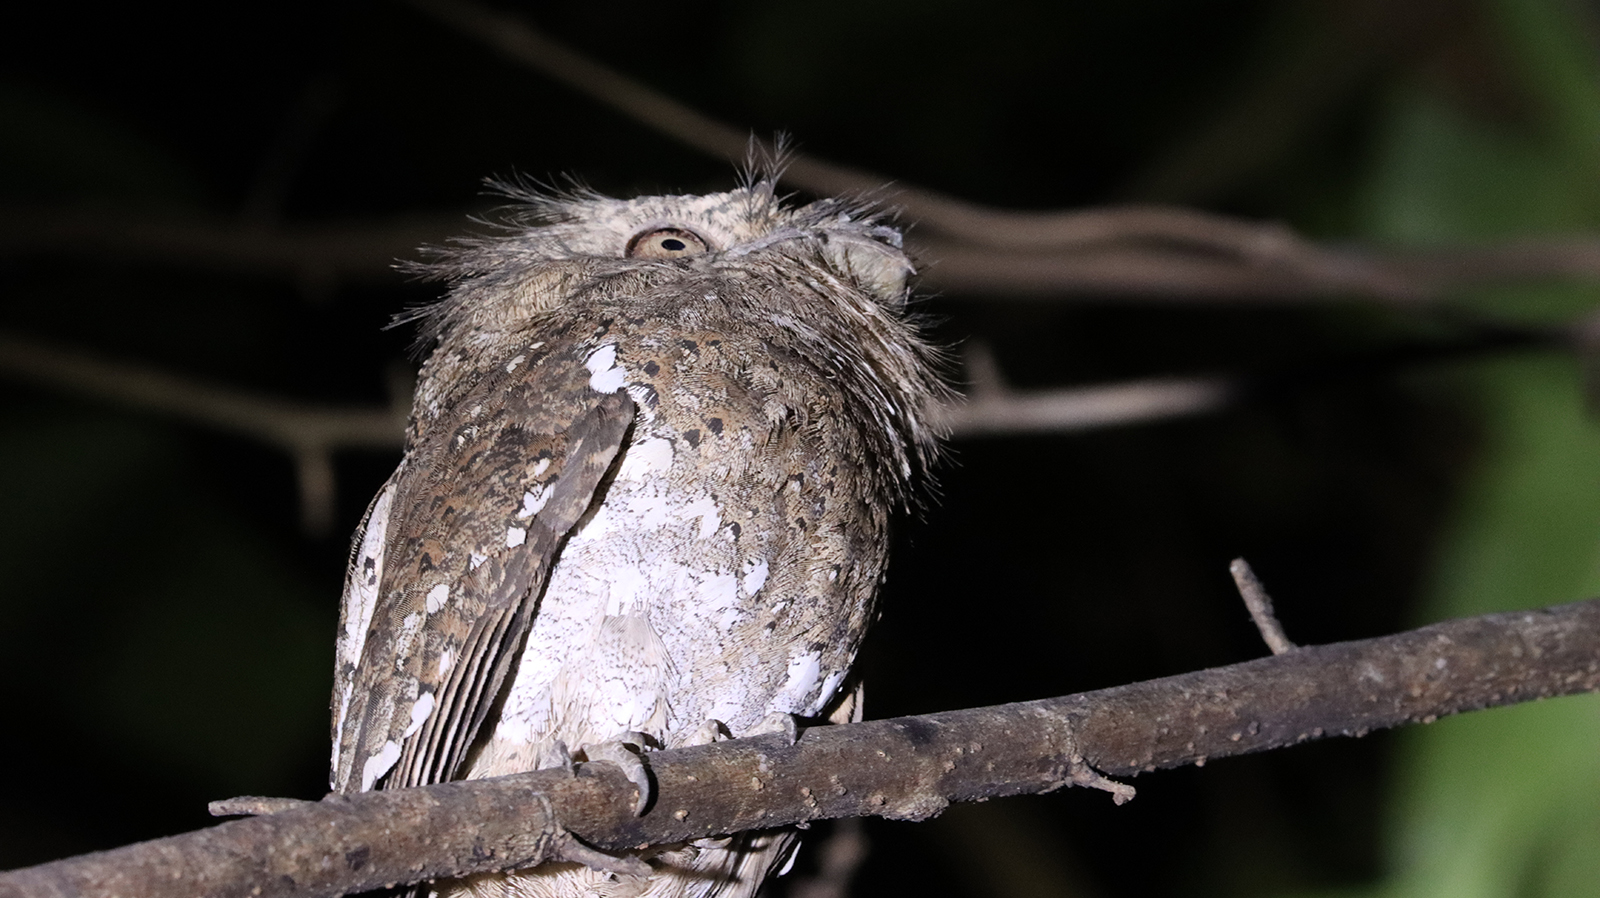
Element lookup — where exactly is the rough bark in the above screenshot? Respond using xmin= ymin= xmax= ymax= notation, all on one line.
xmin=4 ymin=597 xmax=1597 ymax=898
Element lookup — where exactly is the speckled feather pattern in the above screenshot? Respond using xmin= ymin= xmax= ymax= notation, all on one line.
xmin=331 ymin=182 xmax=945 ymax=898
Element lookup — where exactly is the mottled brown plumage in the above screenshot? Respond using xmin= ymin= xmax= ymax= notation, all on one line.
xmin=331 ymin=179 xmax=945 ymax=897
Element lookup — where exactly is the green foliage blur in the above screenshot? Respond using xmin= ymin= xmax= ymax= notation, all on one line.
xmin=1330 ymin=3 xmax=1600 ymax=897
xmin=2 ymin=1 xmax=1598 ymax=896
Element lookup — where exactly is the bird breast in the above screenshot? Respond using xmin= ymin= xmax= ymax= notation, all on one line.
xmin=461 ymin=316 xmax=882 ymax=780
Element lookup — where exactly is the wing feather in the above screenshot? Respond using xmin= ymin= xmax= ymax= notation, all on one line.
xmin=329 ymin=481 xmax=397 ymax=780
xmin=332 ymin=332 xmax=634 ymax=792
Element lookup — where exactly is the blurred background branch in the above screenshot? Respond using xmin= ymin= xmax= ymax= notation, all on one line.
xmin=0 ymin=333 xmax=409 ymax=533
xmin=12 ymin=204 xmax=1600 ymax=302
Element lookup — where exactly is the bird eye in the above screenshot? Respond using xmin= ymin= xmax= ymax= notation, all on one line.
xmin=626 ymin=227 xmax=709 ymax=259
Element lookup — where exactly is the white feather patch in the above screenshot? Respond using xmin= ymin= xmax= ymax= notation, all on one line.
xmin=338 ymin=485 xmax=394 ymax=671
xmin=742 ymin=557 xmax=770 ymax=597
xmin=403 ymin=692 xmax=436 ymax=738
xmin=360 ymin=740 xmax=402 ymax=792
xmin=814 ymin=669 xmax=848 ymax=717
xmin=617 ymin=437 xmax=674 ymax=481
xmin=772 ymin=651 xmax=824 ymax=714
xmin=332 ymin=483 xmax=395 ymax=767
xmin=517 ymin=485 xmax=551 ymax=519
xmin=585 ymin=343 xmax=627 ymax=393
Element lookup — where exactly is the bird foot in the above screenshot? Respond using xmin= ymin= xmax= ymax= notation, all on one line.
xmin=682 ymin=718 xmax=732 ymax=747
xmin=547 ymin=824 xmax=652 ymax=878
xmin=539 ymin=739 xmax=580 ymax=777
xmin=520 ymin=792 xmax=651 ymax=878
xmin=579 ymin=732 xmax=655 ymax=816
xmin=748 ymin=711 xmax=801 ymax=745
xmin=515 ymin=760 xmax=652 ymax=878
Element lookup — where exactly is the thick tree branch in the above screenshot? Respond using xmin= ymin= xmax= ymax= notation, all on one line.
xmin=5 ymin=597 xmax=1597 ymax=898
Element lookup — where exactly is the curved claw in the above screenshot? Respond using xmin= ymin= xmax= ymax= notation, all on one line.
xmin=580 ymin=738 xmax=654 ymax=816
xmin=552 ymin=828 xmax=652 ymax=878
xmin=530 ymin=794 xmax=652 ymax=878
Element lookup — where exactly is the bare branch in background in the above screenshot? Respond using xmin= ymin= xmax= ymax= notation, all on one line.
xmin=909 ymin=235 xmax=1428 ymax=302
xmin=937 ymin=342 xmax=1235 ymax=436
xmin=0 ymin=333 xmax=409 ymax=534
xmin=11 ymin=205 xmax=1600 ymax=303
xmin=0 ymin=313 xmax=1571 ymax=526
xmin=938 ymin=377 xmax=1236 ymax=436
xmin=0 ymin=331 xmax=1245 ymax=529
xmin=4 ymin=9 xmax=1600 ymax=309
xmin=4 ymin=6 xmax=1600 ymax=312
xmin=0 ymin=330 xmax=1243 ymax=500
xmin=6 ymin=595 xmax=1598 ymax=898
xmin=397 ymin=0 xmax=1355 ymax=256
xmin=0 ymin=206 xmax=458 ymax=289
xmin=399 ymin=0 xmax=1600 ymax=309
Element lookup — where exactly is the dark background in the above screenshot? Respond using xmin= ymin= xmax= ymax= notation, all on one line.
xmin=4 ymin=2 xmax=1598 ymax=897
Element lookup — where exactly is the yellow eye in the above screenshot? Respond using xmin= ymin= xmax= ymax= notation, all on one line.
xmin=626 ymin=227 xmax=709 ymax=259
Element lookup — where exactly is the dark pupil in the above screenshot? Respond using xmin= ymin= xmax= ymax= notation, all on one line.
xmin=660 ymin=238 xmax=686 ymax=251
